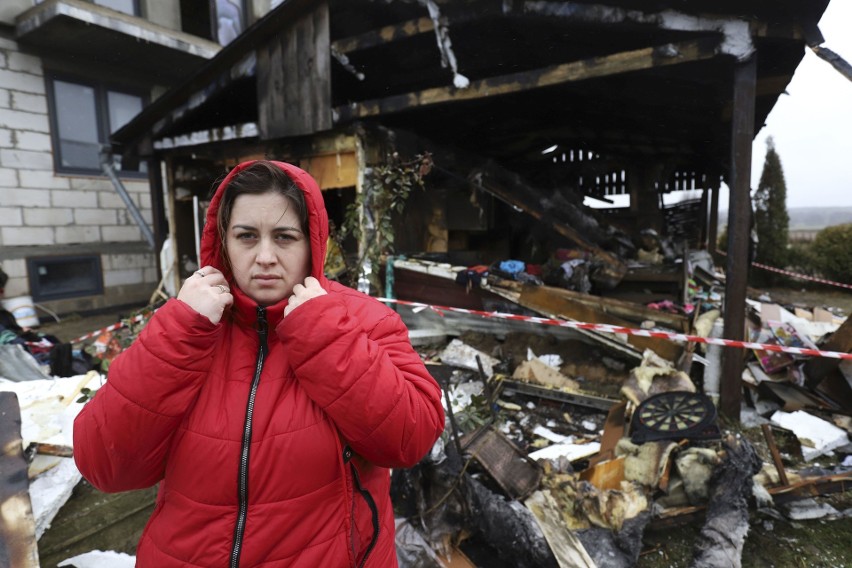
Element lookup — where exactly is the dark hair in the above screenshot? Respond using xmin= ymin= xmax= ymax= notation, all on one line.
xmin=216 ymin=161 xmax=310 ymax=272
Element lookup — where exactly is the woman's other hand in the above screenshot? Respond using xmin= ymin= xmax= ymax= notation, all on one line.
xmin=177 ymin=266 xmax=233 ymax=324
xmin=284 ymin=276 xmax=326 ymax=317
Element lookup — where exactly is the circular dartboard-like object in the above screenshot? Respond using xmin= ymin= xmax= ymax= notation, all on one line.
xmin=631 ymin=391 xmax=717 ymax=442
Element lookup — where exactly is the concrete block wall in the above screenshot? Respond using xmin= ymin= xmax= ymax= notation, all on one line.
xmin=0 ymin=36 xmax=158 ymax=318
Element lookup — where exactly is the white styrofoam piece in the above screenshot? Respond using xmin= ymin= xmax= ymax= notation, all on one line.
xmin=770 ymin=410 xmax=851 ymax=461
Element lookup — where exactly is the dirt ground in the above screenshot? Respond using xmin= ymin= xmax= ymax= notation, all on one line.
xmin=638 ymin=491 xmax=852 ymax=568
xmin=37 ymin=304 xmax=149 ymax=345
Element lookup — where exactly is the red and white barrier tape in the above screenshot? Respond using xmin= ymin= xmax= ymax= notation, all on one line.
xmin=717 ymin=250 xmax=852 ymax=290
xmin=70 ymin=313 xmax=149 ymax=345
xmin=378 ymin=297 xmax=852 ymax=360
xmin=62 ymin=298 xmax=849 ymax=360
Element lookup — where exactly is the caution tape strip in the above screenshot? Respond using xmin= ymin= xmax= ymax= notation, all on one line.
xmin=63 ymin=297 xmax=850 ymax=360
xmin=717 ymin=250 xmax=852 ymax=290
xmin=378 ymin=297 xmax=852 ymax=360
xmin=70 ymin=313 xmax=149 ymax=345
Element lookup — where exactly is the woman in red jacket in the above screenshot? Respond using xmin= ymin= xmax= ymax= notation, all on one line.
xmin=74 ymin=160 xmax=445 ymax=567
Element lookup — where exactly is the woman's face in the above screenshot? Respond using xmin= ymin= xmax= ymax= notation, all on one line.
xmin=225 ymin=192 xmax=311 ymax=306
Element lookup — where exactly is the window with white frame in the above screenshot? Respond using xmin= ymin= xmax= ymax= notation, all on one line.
xmin=47 ymin=75 xmax=147 ymax=175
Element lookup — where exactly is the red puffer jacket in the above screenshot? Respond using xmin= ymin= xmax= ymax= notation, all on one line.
xmin=73 ymin=161 xmax=445 ymax=567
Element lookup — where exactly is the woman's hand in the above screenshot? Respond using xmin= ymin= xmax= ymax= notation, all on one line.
xmin=284 ymin=276 xmax=326 ymax=317
xmin=177 ymin=266 xmax=233 ymax=324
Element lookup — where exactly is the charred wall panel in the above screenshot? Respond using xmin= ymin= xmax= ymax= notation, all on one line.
xmin=257 ymin=2 xmax=331 ymax=139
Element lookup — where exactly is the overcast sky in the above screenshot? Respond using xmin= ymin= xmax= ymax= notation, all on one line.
xmin=746 ymin=0 xmax=852 ymax=210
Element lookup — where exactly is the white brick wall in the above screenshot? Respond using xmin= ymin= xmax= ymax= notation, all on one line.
xmin=2 ymin=226 xmax=53 ymax=245
xmin=23 ymin=207 xmax=73 ymax=226
xmin=0 ymin=207 xmax=22 ymax=226
xmin=0 ymin=108 xmax=50 ymax=133
xmin=103 ymin=267 xmax=144 ymax=287
xmin=0 ymin=68 xmax=44 ymax=94
xmin=24 ymin=171 xmax=71 ymax=190
xmin=75 ymin=208 xmax=117 ymax=225
xmin=16 ymin=131 xmax=52 ymax=153
xmin=55 ymin=226 xmax=101 ymax=243
xmin=0 ymin=36 xmax=157 ymax=307
xmin=11 ymin=92 xmax=47 ymax=114
xmin=51 ymin=189 xmax=95 ymax=206
xmin=0 ymin=148 xmax=54 ymax=170
xmin=103 ymin=225 xmax=144 ymax=242
xmin=0 ymin=268 xmax=25 ymax=298
xmin=0 ymin=188 xmax=50 ymax=207
xmin=0 ymin=167 xmax=17 ymax=186
xmin=107 ymin=253 xmax=155 ymax=270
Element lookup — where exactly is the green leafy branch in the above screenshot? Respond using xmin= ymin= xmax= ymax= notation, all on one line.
xmin=342 ymin=152 xmax=432 ymax=293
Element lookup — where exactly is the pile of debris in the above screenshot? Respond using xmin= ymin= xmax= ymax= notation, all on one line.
xmin=1 ymin=255 xmax=850 ymax=567
xmin=385 ymin=255 xmax=852 ymax=567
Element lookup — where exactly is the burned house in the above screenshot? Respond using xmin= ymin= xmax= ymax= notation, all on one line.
xmin=110 ymin=0 xmax=832 ymax=418
xmin=5 ymin=3 xmax=852 ymax=565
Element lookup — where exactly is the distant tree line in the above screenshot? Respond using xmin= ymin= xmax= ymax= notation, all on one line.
xmin=718 ymin=138 xmax=852 ymax=286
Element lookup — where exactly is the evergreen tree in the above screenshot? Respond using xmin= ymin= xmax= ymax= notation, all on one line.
xmin=752 ymin=137 xmax=790 ymax=283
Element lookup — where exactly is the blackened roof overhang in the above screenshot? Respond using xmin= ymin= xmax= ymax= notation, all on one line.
xmin=112 ymin=0 xmax=829 ymax=194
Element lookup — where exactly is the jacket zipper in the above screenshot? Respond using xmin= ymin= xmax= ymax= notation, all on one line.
xmin=230 ymin=306 xmax=268 ymax=568
xmin=343 ymin=446 xmax=380 ymax=568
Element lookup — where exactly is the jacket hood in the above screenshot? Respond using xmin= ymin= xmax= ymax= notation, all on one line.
xmin=200 ymin=160 xmax=330 ymax=314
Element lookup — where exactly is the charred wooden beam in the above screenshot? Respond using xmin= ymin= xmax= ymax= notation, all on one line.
xmin=0 ymin=393 xmax=39 ymax=568
xmin=720 ymin=56 xmax=756 ymax=420
xmin=522 ymin=2 xmax=754 ymax=60
xmin=515 ymin=281 xmax=689 ymax=330
xmin=750 ymin=21 xmax=807 ymax=41
xmin=810 ymin=45 xmax=852 ymax=83
xmin=652 ymin=471 xmax=852 ymax=529
xmin=803 ymin=315 xmax=852 ymax=387
xmin=335 ymin=37 xmax=721 ymax=122
xmin=690 ymin=437 xmax=762 ymax=568
xmin=111 ymin=0 xmax=319 ymax=147
xmin=332 ymin=17 xmax=435 ymax=53
xmin=516 ymin=284 xmax=685 ymax=361
xmin=469 ymin=160 xmax=628 ymax=284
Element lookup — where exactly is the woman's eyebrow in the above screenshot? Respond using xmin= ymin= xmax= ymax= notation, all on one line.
xmin=272 ymin=226 xmax=304 ymax=233
xmin=231 ymin=224 xmax=303 ymax=233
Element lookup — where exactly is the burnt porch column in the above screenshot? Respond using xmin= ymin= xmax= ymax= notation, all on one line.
xmin=720 ymin=56 xmax=756 ymax=420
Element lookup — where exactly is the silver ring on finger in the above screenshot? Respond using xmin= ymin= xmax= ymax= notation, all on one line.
xmin=216 ymin=284 xmax=228 ymax=294
xmin=195 ymin=270 xmax=205 ymax=277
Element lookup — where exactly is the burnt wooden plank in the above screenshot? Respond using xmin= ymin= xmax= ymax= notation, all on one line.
xmin=335 ymin=37 xmax=721 ymax=122
xmin=393 ymin=264 xmax=510 ymax=311
xmin=804 ymin=315 xmax=852 ymax=387
xmin=332 ymin=16 xmax=434 ymax=54
xmin=491 ymin=278 xmax=688 ymax=330
xmin=720 ymin=57 xmax=756 ymax=420
xmin=518 ymin=284 xmax=683 ymax=362
xmin=470 ymin=160 xmax=627 ymax=281
xmin=257 ymin=2 xmax=330 ymax=139
xmin=0 ymin=392 xmax=39 ymax=568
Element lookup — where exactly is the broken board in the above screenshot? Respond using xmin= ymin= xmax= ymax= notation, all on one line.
xmin=461 ymin=425 xmax=542 ymax=500
xmin=525 ymin=490 xmax=597 ymax=568
xmin=0 ymin=391 xmax=40 ymax=568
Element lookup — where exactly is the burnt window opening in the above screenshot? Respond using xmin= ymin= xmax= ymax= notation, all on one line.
xmin=27 ymin=256 xmax=104 ymax=302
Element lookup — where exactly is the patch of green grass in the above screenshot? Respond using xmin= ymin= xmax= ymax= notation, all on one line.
xmin=638 ymin=492 xmax=852 ymax=568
